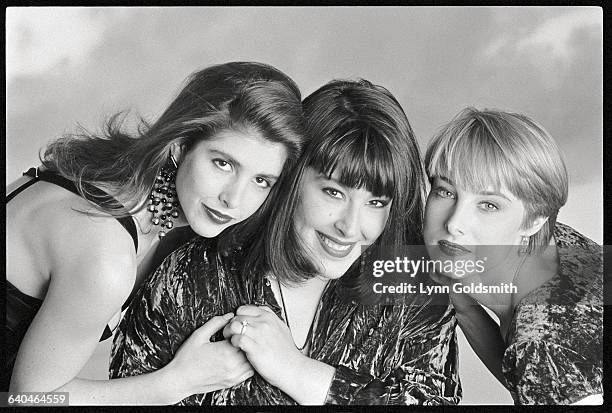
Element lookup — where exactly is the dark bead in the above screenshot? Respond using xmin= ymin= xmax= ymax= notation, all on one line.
xmin=148 ymin=205 xmax=156 ymax=212
xmin=161 ymin=198 xmax=167 ymax=203
xmin=160 ymin=215 xmax=167 ymax=220
xmin=173 ymin=201 xmax=179 ymax=207
xmin=149 ymin=194 xmax=155 ymax=200
xmin=158 ymin=231 xmax=166 ymax=238
xmin=165 ymin=221 xmax=174 ymax=229
xmin=165 ymin=202 xmax=173 ymax=209
xmin=159 ymin=188 xmax=167 ymax=194
xmin=152 ymin=217 xmax=160 ymax=225
xmin=171 ymin=211 xmax=179 ymax=218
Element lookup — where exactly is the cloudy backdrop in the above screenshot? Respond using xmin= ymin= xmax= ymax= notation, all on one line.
xmin=6 ymin=6 xmax=602 ymax=405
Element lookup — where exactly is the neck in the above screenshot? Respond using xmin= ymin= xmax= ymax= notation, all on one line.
xmin=465 ymin=246 xmax=559 ymax=329
xmin=270 ymin=274 xmax=330 ymax=352
xmin=130 ymin=199 xmax=189 ymax=258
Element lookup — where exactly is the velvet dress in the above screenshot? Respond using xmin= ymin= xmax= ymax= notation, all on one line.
xmin=109 ymin=237 xmax=461 ymax=405
xmin=501 ymin=223 xmax=603 ymax=404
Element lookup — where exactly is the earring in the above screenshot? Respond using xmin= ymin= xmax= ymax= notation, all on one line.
xmin=519 ymin=235 xmax=530 ymax=255
xmin=148 ymin=155 xmax=180 ymax=239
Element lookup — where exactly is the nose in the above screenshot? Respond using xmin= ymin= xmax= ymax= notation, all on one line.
xmin=218 ymin=177 xmax=246 ymax=210
xmin=445 ymin=203 xmax=466 ymax=237
xmin=333 ymin=202 xmax=360 ymax=239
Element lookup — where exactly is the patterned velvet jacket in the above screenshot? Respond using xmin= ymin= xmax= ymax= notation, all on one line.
xmin=501 ymin=223 xmax=603 ymax=405
xmin=110 ymin=237 xmax=461 ymax=405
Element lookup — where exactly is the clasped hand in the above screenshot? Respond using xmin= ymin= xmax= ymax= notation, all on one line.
xmin=223 ymin=305 xmax=306 ymax=388
xmin=166 ymin=312 xmax=254 ymax=400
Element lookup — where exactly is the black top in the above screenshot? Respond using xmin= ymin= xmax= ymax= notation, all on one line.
xmin=7 ymin=167 xmax=138 ymax=249
xmin=3 ymin=168 xmax=138 ymax=390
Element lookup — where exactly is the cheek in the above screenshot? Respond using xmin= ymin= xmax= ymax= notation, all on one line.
xmin=296 ymin=188 xmax=331 ymax=225
xmin=174 ymin=168 xmax=192 ymax=206
xmin=241 ymin=189 xmax=269 ymax=217
xmin=495 ymin=222 xmax=525 ymax=245
xmin=489 ymin=212 xmax=526 ymax=244
xmin=300 ymin=206 xmax=326 ymax=229
xmin=424 ymin=200 xmax=446 ymax=232
xmin=177 ymin=162 xmax=212 ymax=200
xmin=294 ymin=196 xmax=334 ymax=236
xmin=362 ymin=211 xmax=389 ymax=242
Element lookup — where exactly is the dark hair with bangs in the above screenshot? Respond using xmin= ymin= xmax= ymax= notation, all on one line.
xmin=244 ymin=79 xmax=427 ymax=294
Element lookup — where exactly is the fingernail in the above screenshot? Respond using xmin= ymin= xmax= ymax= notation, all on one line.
xmin=223 ymin=312 xmax=234 ymax=319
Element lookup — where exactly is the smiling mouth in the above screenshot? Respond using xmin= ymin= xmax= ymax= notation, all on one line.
xmin=316 ymin=231 xmax=356 ymax=258
xmin=203 ymin=204 xmax=234 ymax=225
xmin=437 ymin=240 xmax=472 ymax=257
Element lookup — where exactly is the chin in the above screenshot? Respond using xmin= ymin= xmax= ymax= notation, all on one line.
xmin=192 ymin=223 xmax=225 ymax=238
xmin=322 ymin=259 xmax=359 ymax=280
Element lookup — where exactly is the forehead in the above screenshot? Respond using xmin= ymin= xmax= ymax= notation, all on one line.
xmin=193 ymin=129 xmax=288 ymax=174
xmin=303 ymin=167 xmax=387 ymax=198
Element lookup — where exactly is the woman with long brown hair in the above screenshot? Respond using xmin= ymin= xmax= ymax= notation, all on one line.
xmin=6 ymin=61 xmax=307 ymax=404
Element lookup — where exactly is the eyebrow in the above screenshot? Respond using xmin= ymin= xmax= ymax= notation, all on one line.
xmin=437 ymin=175 xmax=511 ymax=201
xmin=316 ymin=173 xmax=344 ymax=186
xmin=316 ymin=173 xmax=391 ymax=198
xmin=477 ymin=190 xmax=511 ymax=202
xmin=437 ymin=175 xmax=455 ymax=185
xmin=209 ymin=149 xmax=280 ymax=181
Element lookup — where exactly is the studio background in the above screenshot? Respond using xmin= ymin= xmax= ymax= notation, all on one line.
xmin=6 ymin=7 xmax=603 ymax=405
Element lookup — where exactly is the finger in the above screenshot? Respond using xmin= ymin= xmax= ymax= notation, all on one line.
xmin=192 ymin=313 xmax=234 ymax=342
xmin=222 ymin=323 xmax=233 ymax=340
xmin=224 ymin=315 xmax=257 ymax=339
xmin=230 ymin=330 xmax=257 ymax=353
xmin=258 ymin=305 xmax=276 ymax=314
xmin=236 ymin=305 xmax=263 ymax=316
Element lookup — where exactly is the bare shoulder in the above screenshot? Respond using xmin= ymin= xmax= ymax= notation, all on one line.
xmin=9 ymin=181 xmax=137 ymax=299
xmin=6 ymin=174 xmax=35 ymax=195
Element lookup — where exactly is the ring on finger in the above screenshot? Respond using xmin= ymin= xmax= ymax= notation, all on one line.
xmin=240 ymin=320 xmax=249 ymax=335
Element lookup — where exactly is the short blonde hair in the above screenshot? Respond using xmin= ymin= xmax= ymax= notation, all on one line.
xmin=425 ymin=107 xmax=568 ymax=251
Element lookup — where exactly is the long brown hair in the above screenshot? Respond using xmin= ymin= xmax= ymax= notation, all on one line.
xmin=41 ymin=62 xmax=306 ymax=221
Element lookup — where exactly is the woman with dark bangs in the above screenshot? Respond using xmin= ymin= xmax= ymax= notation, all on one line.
xmin=110 ymin=79 xmax=461 ymax=405
xmin=423 ymin=108 xmax=602 ymax=404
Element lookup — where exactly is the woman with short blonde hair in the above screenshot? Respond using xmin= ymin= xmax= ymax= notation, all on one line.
xmin=424 ymin=107 xmax=602 ymax=405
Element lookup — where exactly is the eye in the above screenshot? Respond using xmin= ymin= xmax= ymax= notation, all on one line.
xmin=254 ymin=177 xmax=272 ymax=189
xmin=479 ymin=201 xmax=499 ymax=212
xmin=434 ymin=187 xmax=456 ymax=199
xmin=323 ymin=187 xmax=344 ymax=200
xmin=213 ymin=159 xmax=232 ymax=172
xmin=368 ymin=199 xmax=390 ymax=208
